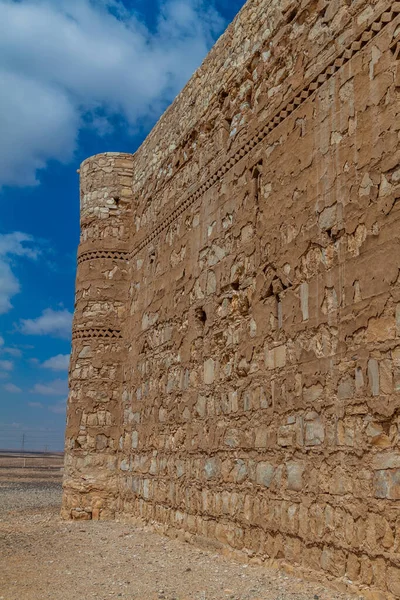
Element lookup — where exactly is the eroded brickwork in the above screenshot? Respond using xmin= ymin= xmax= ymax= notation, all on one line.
xmin=63 ymin=153 xmax=133 ymax=519
xmin=63 ymin=0 xmax=400 ymax=596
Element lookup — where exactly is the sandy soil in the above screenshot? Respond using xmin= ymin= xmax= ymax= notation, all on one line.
xmin=0 ymin=469 xmax=362 ymax=600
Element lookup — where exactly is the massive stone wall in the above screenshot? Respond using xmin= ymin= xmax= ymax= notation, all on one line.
xmin=63 ymin=0 xmax=400 ymax=596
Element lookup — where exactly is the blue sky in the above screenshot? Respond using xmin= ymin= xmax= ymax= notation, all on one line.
xmin=0 ymin=0 xmax=245 ymax=451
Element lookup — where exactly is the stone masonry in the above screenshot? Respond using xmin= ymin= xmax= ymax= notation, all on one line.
xmin=63 ymin=0 xmax=400 ymax=596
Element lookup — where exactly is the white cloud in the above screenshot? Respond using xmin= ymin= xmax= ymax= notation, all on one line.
xmin=0 ymin=360 xmax=13 ymax=371
xmin=0 ymin=232 xmax=39 ymax=259
xmin=0 ymin=0 xmax=225 ymax=187
xmin=49 ymin=398 xmax=67 ymax=415
xmin=28 ymin=401 xmax=44 ymax=409
xmin=3 ymin=347 xmax=22 ymax=357
xmin=31 ymin=378 xmax=68 ymax=396
xmin=42 ymin=354 xmax=70 ymax=371
xmin=0 ymin=336 xmax=23 ymax=357
xmin=0 ymin=71 xmax=78 ymax=187
xmin=0 ymin=261 xmax=20 ymax=314
xmin=0 ymin=232 xmax=39 ymax=314
xmin=3 ymin=383 xmax=22 ymax=393
xmin=19 ymin=308 xmax=73 ymax=339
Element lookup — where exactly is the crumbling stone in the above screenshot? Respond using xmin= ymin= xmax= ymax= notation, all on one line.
xmin=63 ymin=1 xmax=400 ymax=598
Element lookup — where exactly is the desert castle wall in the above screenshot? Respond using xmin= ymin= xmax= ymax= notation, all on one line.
xmin=63 ymin=0 xmax=400 ymax=596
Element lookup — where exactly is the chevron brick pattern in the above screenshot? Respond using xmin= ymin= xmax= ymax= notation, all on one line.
xmin=77 ymin=249 xmax=130 ymax=265
xmin=72 ymin=328 xmax=123 ymax=341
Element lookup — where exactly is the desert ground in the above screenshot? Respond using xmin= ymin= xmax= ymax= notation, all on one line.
xmin=0 ymin=455 xmax=361 ymax=600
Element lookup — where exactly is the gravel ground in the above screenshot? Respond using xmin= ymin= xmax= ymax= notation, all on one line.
xmin=0 ymin=479 xmax=62 ymax=513
xmin=0 ymin=471 xmax=362 ymax=600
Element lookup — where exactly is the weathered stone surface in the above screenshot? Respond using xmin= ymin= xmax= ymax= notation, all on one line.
xmin=286 ymin=461 xmax=304 ymax=492
xmin=63 ymin=1 xmax=400 ymax=597
xmin=256 ymin=462 xmax=275 ymax=488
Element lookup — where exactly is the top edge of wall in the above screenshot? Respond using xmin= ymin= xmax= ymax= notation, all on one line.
xmin=130 ymin=0 xmax=263 ymax=174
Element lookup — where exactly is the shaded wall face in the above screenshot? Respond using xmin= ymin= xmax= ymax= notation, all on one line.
xmin=119 ymin=6 xmax=400 ymax=596
xmin=63 ymin=0 xmax=400 ymax=595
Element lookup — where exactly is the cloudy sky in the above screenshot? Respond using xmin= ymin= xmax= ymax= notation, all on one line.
xmin=0 ymin=0 xmax=245 ymax=451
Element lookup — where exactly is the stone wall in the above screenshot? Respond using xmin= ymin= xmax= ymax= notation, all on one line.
xmin=63 ymin=153 xmax=134 ymax=519
xmin=63 ymin=0 xmax=400 ymax=596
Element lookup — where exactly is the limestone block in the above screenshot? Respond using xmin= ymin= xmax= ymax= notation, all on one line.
xmin=195 ymin=395 xmax=207 ymax=418
xmin=159 ymin=408 xmax=167 ymax=422
xmin=380 ymin=360 xmax=393 ymax=395
xmin=278 ymin=425 xmax=296 ymax=447
xmin=71 ymin=509 xmax=92 ymax=521
xmin=143 ymin=479 xmax=151 ymax=500
xmin=304 ymin=412 xmax=325 ymax=446
xmin=373 ymin=469 xmax=400 ymax=500
xmin=120 ymin=459 xmax=130 ymax=472
xmin=256 ymin=462 xmax=275 ymax=488
xmin=224 ymin=429 xmax=240 ymax=448
xmin=206 ymin=271 xmax=217 ymax=295
xmin=96 ymin=434 xmax=108 ymax=450
xmin=149 ymin=458 xmax=157 ymax=475
xmin=176 ymin=460 xmax=185 ymax=478
xmin=255 ymin=425 xmax=269 ymax=448
xmin=265 ymin=344 xmax=286 ymax=369
xmin=204 ymin=358 xmax=215 ymax=385
xmin=365 ymin=421 xmax=391 ymax=448
xmin=318 ymin=205 xmax=337 ymax=231
xmin=368 ymin=359 xmax=380 ymax=397
xmin=336 ymin=419 xmax=356 ymax=447
xmin=303 ymin=384 xmax=323 ymax=404
xmin=337 ymin=376 xmax=354 ymax=400
xmin=142 ymin=311 xmax=159 ymax=331
xmin=372 ymin=453 xmax=400 ymax=470
xmin=355 ymin=366 xmax=365 ymax=391
xmin=286 ymin=462 xmax=304 ymax=491
xmin=300 ymin=282 xmax=309 ymax=321
xmin=329 ymin=467 xmax=353 ymax=496
xmin=232 ymin=459 xmax=248 ymax=483
xmin=78 ymin=346 xmax=93 ymax=359
xmin=229 ymin=390 xmax=239 ymax=412
xmin=204 ymin=458 xmax=220 ymax=480
xmin=346 ymin=552 xmax=361 ymax=582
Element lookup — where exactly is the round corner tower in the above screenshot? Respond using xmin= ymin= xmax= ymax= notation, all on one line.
xmin=62 ymin=152 xmax=135 ymax=521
